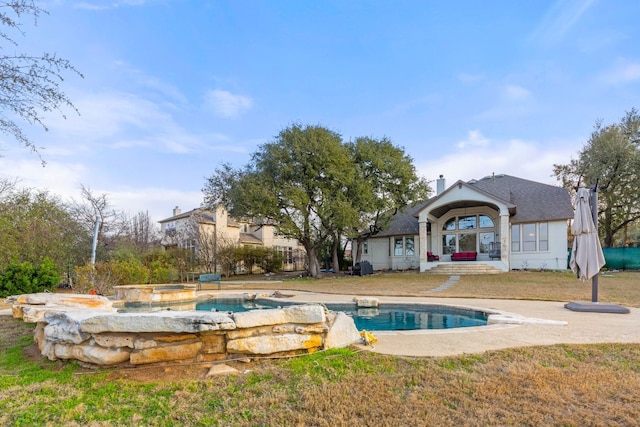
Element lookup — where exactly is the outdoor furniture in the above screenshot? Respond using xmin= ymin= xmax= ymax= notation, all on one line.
xmin=198 ymin=273 xmax=222 ymax=290
xmin=427 ymin=252 xmax=440 ymax=261
xmin=451 ymin=251 xmax=477 ymax=261
xmin=489 ymin=242 xmax=501 ymax=260
xmin=352 ymin=260 xmax=373 ymax=276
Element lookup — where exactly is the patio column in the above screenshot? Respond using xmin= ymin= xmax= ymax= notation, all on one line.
xmin=419 ymin=221 xmax=428 ymax=264
xmin=500 ymin=213 xmax=510 ymax=269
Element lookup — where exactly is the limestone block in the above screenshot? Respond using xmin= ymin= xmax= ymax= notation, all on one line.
xmin=43 ymin=312 xmax=94 ymax=344
xmin=21 ymin=306 xmax=116 ymax=324
xmin=272 ymin=324 xmax=328 ymax=334
xmin=226 ymin=325 xmax=275 ymax=340
xmin=232 ymin=304 xmax=326 ymax=329
xmin=353 ymin=297 xmax=379 ymax=308
xmin=227 ymin=333 xmax=323 ymax=355
xmin=153 ymin=333 xmax=198 ymax=343
xmin=133 ymin=337 xmax=158 ymax=350
xmin=324 ymin=312 xmax=361 ymax=349
xmin=200 ymin=333 xmax=226 ymax=354
xmin=54 ymin=343 xmax=131 ymax=365
xmin=206 ymin=364 xmax=239 ymax=376
xmin=10 ymin=293 xmax=113 ymax=309
xmin=80 ymin=311 xmax=236 ymax=334
xmin=11 ymin=305 xmax=23 ymax=319
xmin=92 ymin=333 xmax=136 ymax=349
xmin=130 ymin=341 xmax=202 ymax=365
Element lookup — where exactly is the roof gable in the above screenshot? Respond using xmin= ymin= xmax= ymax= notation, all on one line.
xmin=469 ymin=174 xmax=573 ymax=223
xmin=371 ymin=174 xmax=573 ymax=237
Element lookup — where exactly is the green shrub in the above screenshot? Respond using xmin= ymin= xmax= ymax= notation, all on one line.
xmin=0 ymin=258 xmax=61 ymax=297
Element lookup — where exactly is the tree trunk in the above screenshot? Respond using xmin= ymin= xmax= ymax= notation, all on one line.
xmin=355 ymin=237 xmax=364 ymax=263
xmin=304 ymin=244 xmax=322 ymax=278
xmin=331 ymin=237 xmax=340 ymax=273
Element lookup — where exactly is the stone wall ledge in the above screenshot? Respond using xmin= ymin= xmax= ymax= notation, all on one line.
xmin=11 ymin=293 xmax=362 ymax=366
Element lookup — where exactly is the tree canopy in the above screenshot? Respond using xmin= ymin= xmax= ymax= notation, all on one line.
xmin=0 ymin=1 xmax=81 ymax=157
xmin=553 ymin=108 xmax=640 ymax=247
xmin=203 ymin=124 xmax=430 ymax=277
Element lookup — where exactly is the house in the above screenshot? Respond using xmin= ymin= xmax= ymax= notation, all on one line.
xmin=158 ymin=206 xmax=305 ymax=272
xmin=358 ymin=174 xmax=574 ymax=272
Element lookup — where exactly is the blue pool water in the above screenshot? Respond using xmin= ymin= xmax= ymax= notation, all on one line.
xmin=195 ymin=298 xmax=488 ymax=331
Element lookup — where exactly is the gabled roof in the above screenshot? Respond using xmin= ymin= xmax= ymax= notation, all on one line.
xmin=158 ymin=208 xmax=212 ymax=224
xmin=240 ymin=233 xmax=263 ymax=245
xmin=371 ymin=174 xmax=573 ymax=236
xmin=468 ymin=174 xmax=573 ymax=223
xmin=373 ymin=203 xmax=423 ymax=237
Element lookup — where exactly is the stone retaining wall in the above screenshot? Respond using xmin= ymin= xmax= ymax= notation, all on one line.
xmin=9 ymin=293 xmax=362 ymax=366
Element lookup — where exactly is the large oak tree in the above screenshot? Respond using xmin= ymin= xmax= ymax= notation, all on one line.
xmin=553 ymin=109 xmax=640 ymax=247
xmin=203 ymin=124 xmax=428 ymax=277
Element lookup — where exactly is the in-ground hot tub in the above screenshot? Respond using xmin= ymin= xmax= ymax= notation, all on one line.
xmin=113 ymin=284 xmax=197 ymax=304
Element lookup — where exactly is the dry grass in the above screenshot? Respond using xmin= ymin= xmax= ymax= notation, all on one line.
xmin=220 ymin=270 xmax=640 ymax=307
xmin=2 ymin=271 xmax=640 ymax=425
xmin=1 ymin=313 xmax=639 ymax=425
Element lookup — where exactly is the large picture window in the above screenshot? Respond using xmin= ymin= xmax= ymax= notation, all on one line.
xmin=442 ymin=214 xmax=496 ymax=254
xmin=512 ymin=222 xmax=549 ymax=252
xmin=393 ymin=236 xmax=416 ymax=256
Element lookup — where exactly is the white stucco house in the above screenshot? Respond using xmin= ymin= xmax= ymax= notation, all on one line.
xmin=358 ymin=174 xmax=574 ymax=272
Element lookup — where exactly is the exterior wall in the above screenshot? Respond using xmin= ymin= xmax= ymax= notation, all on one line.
xmin=509 ymin=220 xmax=569 ymax=270
xmin=359 ymin=235 xmax=420 ymax=271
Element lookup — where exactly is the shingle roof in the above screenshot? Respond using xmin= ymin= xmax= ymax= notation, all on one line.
xmin=375 ymin=174 xmax=573 ymax=236
xmin=468 ymin=174 xmax=573 ymax=223
xmin=373 ymin=203 xmax=423 ymax=237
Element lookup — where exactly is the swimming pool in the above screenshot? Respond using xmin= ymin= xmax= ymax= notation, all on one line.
xmin=195 ymin=298 xmax=488 ymax=331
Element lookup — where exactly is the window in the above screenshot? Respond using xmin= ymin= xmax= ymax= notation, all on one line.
xmin=523 ymin=223 xmax=537 ymax=252
xmin=443 ymin=218 xmax=456 ymax=231
xmin=458 ymin=215 xmax=477 ymax=230
xmin=363 ymin=240 xmax=368 ymax=255
xmin=458 ymin=233 xmax=477 ymax=252
xmin=479 ymin=215 xmax=494 ymax=228
xmin=394 ymin=237 xmax=404 ymax=256
xmin=511 ymin=224 xmax=521 ymax=252
xmin=442 ymin=234 xmax=456 ymax=254
xmin=479 ymin=232 xmax=495 ymax=254
xmin=539 ymin=223 xmax=548 ymax=251
xmin=405 ymin=237 xmax=415 ymax=256
xmin=512 ymin=222 xmax=549 ymax=252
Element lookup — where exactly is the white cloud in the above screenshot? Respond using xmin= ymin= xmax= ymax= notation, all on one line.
xmin=0 ymin=155 xmax=202 ymax=224
xmin=504 ymin=84 xmax=531 ymax=100
xmin=457 ymin=72 xmax=484 ymax=84
xmin=204 ymin=89 xmax=253 ymax=118
xmin=418 ymin=135 xmax=582 ymax=191
xmin=599 ymin=61 xmax=640 ymax=85
xmin=0 ymin=157 xmax=86 ymax=201
xmin=456 ymin=130 xmax=490 ymax=149
xmin=528 ymin=0 xmax=596 ymax=46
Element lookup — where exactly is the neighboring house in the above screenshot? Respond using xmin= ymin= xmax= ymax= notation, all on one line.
xmin=358 ymin=174 xmax=574 ymax=272
xmin=158 ymin=206 xmax=305 ymax=272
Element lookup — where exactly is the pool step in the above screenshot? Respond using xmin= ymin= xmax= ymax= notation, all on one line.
xmin=426 ymin=263 xmax=503 ymax=275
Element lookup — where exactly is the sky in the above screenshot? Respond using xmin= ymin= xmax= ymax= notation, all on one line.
xmin=1 ymin=0 xmax=639 ymax=224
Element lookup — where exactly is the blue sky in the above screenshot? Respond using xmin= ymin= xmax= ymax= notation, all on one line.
xmin=1 ymin=0 xmax=639 ymax=223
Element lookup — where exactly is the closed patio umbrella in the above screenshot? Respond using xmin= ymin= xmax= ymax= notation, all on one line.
xmin=565 ymin=185 xmax=629 ymax=313
xmin=569 ymin=187 xmax=605 ymax=281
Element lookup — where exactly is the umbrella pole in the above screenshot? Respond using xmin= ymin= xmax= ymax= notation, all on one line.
xmin=590 ymin=184 xmax=598 ymax=303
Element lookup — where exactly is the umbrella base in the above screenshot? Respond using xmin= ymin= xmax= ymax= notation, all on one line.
xmin=564 ymin=302 xmax=630 ymax=314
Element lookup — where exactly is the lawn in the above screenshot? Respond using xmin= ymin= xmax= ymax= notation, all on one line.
xmin=1 ymin=271 xmax=640 ymax=425
xmin=221 ymin=270 xmax=640 ymax=307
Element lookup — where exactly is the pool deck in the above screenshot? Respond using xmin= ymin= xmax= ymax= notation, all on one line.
xmin=211 ymin=290 xmax=640 ymax=357
xmin=3 ymin=290 xmax=638 ymax=358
